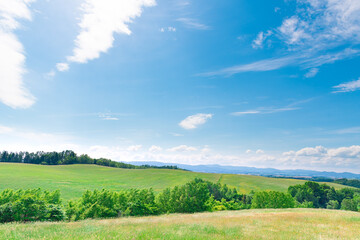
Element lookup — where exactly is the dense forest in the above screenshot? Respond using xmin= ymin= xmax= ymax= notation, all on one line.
xmin=0 ymin=150 xmax=180 ymax=170
xmin=0 ymin=180 xmax=359 ymax=223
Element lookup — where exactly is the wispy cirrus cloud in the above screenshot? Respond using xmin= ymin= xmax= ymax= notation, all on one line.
xmin=304 ymin=68 xmax=319 ymax=78
xmin=201 ymin=55 xmax=298 ymax=76
xmin=0 ymin=0 xmax=36 ymax=109
xmin=202 ymin=0 xmax=360 ymax=77
xmin=332 ymin=127 xmax=360 ymax=134
xmin=231 ymin=98 xmax=314 ymax=116
xmin=177 ymin=18 xmax=209 ymax=30
xmin=332 ymin=78 xmax=360 ymax=93
xmin=179 ymin=113 xmax=213 ymax=130
xmin=202 ymin=48 xmax=360 ymax=77
xmin=231 ymin=107 xmax=298 ymax=116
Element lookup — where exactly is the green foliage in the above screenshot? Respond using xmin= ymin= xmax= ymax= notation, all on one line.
xmin=326 ymin=200 xmax=340 ymax=209
xmin=341 ymin=199 xmax=358 ymax=211
xmin=66 ymin=188 xmax=158 ymax=221
xmin=0 ymin=150 xmax=180 ymax=170
xmin=1 ymin=179 xmax=358 ymax=224
xmin=0 ymin=189 xmax=64 ymax=223
xmin=288 ymin=181 xmax=333 ymax=208
xmin=295 ymin=200 xmax=314 ymax=208
xmin=251 ymin=191 xmax=295 ymax=209
xmin=289 ymin=181 xmax=358 ymax=211
xmin=206 ymin=196 xmax=250 ymax=212
xmin=157 ymin=178 xmax=210 ymax=213
xmin=334 ymin=178 xmax=360 ymax=188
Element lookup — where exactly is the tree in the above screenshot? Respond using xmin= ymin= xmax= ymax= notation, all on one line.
xmin=341 ymin=199 xmax=358 ymax=211
xmin=251 ymin=191 xmax=295 ymax=209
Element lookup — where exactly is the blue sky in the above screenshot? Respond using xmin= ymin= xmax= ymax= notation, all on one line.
xmin=1 ymin=0 xmax=360 ymax=172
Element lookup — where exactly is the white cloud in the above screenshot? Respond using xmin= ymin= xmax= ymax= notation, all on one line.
xmin=168 ymin=145 xmax=197 ymax=152
xmin=277 ymin=0 xmax=360 ymax=49
xmin=256 ymin=149 xmax=265 ymax=154
xmin=0 ymin=0 xmax=36 ymax=109
xmin=201 ymin=48 xmax=359 ymax=77
xmin=201 ymin=55 xmax=299 ymax=76
xmin=56 ymin=63 xmax=69 ymax=72
xmin=168 ymin=26 xmax=176 ymax=32
xmin=231 ymin=110 xmax=261 ymax=116
xmin=333 ymin=127 xmax=360 ymax=134
xmin=127 ymin=145 xmax=142 ymax=151
xmin=149 ymin=145 xmax=162 ymax=152
xmin=332 ymin=78 xmax=360 ymax=93
xmin=160 ymin=26 xmax=176 ymax=32
xmin=44 ymin=70 xmax=56 ymax=79
xmin=99 ymin=113 xmax=119 ymax=121
xmin=2 ymin=132 xmax=359 ymax=172
xmin=231 ymin=107 xmax=298 ymax=116
xmin=304 ymin=68 xmax=319 ymax=78
xmin=179 ymin=113 xmax=213 ymax=130
xmin=170 ymin=132 xmax=184 ymax=137
xmin=0 ymin=124 xmax=77 ymax=152
xmin=246 ymin=149 xmax=252 ymax=154
xmin=0 ymin=125 xmax=14 ymax=134
xmin=252 ymin=31 xmax=272 ymax=49
xmin=66 ymin=0 xmax=156 ymax=64
xmin=177 ymin=18 xmax=209 ymax=30
xmin=278 ymin=16 xmax=310 ymax=45
xmin=204 ymin=0 xmax=360 ymax=77
xmin=84 ymin=144 xmax=360 ymax=173
xmin=281 ymin=145 xmax=360 ymax=171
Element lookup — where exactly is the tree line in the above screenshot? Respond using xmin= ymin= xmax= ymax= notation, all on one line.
xmin=333 ymin=179 xmax=360 ymax=189
xmin=0 ymin=150 xmax=180 ymax=170
xmin=270 ymin=176 xmax=360 ymax=189
xmin=1 ymin=180 xmax=359 ymax=224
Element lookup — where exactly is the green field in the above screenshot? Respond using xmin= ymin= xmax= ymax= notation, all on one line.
xmin=0 ymin=163 xmax=348 ymax=200
xmin=1 ymin=209 xmax=359 ymax=239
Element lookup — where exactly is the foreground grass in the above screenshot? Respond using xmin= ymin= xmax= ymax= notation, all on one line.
xmin=0 ymin=163 xmax=347 ymax=200
xmin=0 ymin=209 xmax=359 ymax=240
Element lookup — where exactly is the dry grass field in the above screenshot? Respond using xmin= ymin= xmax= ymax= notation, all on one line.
xmin=1 ymin=209 xmax=359 ymax=240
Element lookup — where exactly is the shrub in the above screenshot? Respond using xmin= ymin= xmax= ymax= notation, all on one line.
xmin=65 ymin=188 xmax=158 ymax=220
xmin=251 ymin=191 xmax=295 ymax=209
xmin=326 ymin=200 xmax=340 ymax=210
xmin=0 ymin=189 xmax=64 ymax=223
xmin=295 ymin=201 xmax=314 ymax=208
xmin=341 ymin=199 xmax=358 ymax=212
xmin=156 ymin=178 xmax=210 ymax=213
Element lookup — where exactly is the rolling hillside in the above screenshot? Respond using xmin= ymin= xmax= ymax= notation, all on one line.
xmin=0 ymin=163 xmax=348 ymax=200
xmin=1 ymin=209 xmax=359 ymax=240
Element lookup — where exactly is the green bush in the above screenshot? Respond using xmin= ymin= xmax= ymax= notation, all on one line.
xmin=326 ymin=200 xmax=340 ymax=209
xmin=0 ymin=189 xmax=64 ymax=223
xmin=65 ymin=188 xmax=158 ymax=221
xmin=341 ymin=199 xmax=358 ymax=212
xmin=251 ymin=191 xmax=295 ymax=209
xmin=157 ymin=178 xmax=210 ymax=213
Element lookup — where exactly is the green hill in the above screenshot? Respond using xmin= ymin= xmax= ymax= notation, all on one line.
xmin=0 ymin=163 xmax=348 ymax=200
xmin=1 ymin=209 xmax=359 ymax=240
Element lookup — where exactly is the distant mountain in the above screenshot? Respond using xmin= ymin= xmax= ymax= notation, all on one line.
xmin=127 ymin=161 xmax=360 ymax=179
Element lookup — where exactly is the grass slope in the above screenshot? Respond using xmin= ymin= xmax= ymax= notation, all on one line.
xmin=0 ymin=163 xmax=348 ymax=200
xmin=1 ymin=209 xmax=359 ymax=239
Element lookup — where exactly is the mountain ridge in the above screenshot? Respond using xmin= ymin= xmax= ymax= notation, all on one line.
xmin=127 ymin=161 xmax=360 ymax=179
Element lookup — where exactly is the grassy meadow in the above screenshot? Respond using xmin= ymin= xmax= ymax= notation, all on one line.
xmin=0 ymin=209 xmax=359 ymax=240
xmin=0 ymin=163 xmax=348 ymax=200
